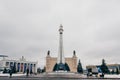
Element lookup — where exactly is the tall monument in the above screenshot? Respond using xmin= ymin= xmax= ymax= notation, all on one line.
xmin=53 ymin=25 xmax=70 ymax=71
xmin=57 ymin=24 xmax=65 ymax=64
xmin=46 ymin=25 xmax=77 ymax=72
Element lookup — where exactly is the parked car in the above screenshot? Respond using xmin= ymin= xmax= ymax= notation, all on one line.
xmin=87 ymin=67 xmax=104 ymax=78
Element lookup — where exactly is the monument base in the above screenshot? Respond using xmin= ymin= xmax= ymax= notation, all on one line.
xmin=53 ymin=62 xmax=70 ymax=71
xmin=47 ymin=71 xmax=75 ymax=75
xmin=43 ymin=72 xmax=86 ymax=78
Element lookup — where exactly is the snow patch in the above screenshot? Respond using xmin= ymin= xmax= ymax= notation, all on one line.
xmin=105 ymin=74 xmax=120 ymax=78
xmin=0 ymin=73 xmax=26 ymax=77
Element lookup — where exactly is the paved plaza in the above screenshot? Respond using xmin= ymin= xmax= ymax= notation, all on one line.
xmin=0 ymin=73 xmax=120 ymax=80
xmin=0 ymin=76 xmax=120 ymax=80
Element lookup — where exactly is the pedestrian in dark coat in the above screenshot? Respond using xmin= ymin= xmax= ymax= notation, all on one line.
xmin=26 ymin=68 xmax=29 ymax=77
xmin=9 ymin=69 xmax=12 ymax=78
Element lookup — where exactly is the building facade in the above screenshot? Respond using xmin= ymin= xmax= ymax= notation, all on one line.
xmin=107 ymin=64 xmax=120 ymax=73
xmin=0 ymin=56 xmax=37 ymax=73
xmin=86 ymin=64 xmax=120 ymax=73
xmin=46 ymin=52 xmax=77 ymax=72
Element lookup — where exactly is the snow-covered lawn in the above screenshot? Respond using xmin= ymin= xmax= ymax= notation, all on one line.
xmin=104 ymin=74 xmax=120 ymax=78
xmin=0 ymin=73 xmax=26 ymax=77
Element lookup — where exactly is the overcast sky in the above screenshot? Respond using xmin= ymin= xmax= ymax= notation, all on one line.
xmin=0 ymin=0 xmax=120 ymax=68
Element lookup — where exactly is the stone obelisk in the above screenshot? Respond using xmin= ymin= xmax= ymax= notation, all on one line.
xmin=57 ymin=24 xmax=65 ymax=64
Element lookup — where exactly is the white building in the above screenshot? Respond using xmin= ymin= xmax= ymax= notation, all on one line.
xmin=0 ymin=56 xmax=37 ymax=73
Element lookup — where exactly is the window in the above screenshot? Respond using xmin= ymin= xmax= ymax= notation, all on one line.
xmin=6 ymin=62 xmax=9 ymax=66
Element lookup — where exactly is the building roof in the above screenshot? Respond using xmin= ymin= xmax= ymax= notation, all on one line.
xmin=0 ymin=55 xmax=8 ymax=57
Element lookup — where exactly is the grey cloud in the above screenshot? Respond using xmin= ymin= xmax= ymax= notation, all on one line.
xmin=0 ymin=0 xmax=120 ymax=68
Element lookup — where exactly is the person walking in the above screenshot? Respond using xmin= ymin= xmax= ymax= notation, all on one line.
xmin=26 ymin=68 xmax=29 ymax=77
xmin=9 ymin=69 xmax=12 ymax=78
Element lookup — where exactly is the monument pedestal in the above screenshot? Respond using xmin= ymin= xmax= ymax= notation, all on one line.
xmin=43 ymin=72 xmax=86 ymax=78
xmin=53 ymin=62 xmax=70 ymax=71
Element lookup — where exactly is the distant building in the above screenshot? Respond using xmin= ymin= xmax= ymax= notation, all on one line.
xmin=0 ymin=56 xmax=37 ymax=73
xmin=107 ymin=64 xmax=120 ymax=72
xmin=86 ymin=64 xmax=120 ymax=73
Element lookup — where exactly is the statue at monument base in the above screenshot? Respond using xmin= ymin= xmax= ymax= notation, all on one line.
xmin=53 ymin=62 xmax=70 ymax=72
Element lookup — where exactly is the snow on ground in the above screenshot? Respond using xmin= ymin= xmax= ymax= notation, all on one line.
xmin=104 ymin=74 xmax=120 ymax=78
xmin=0 ymin=73 xmax=26 ymax=77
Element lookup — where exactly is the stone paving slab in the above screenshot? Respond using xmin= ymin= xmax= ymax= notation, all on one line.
xmin=0 ymin=73 xmax=120 ymax=80
xmin=0 ymin=77 xmax=120 ymax=80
